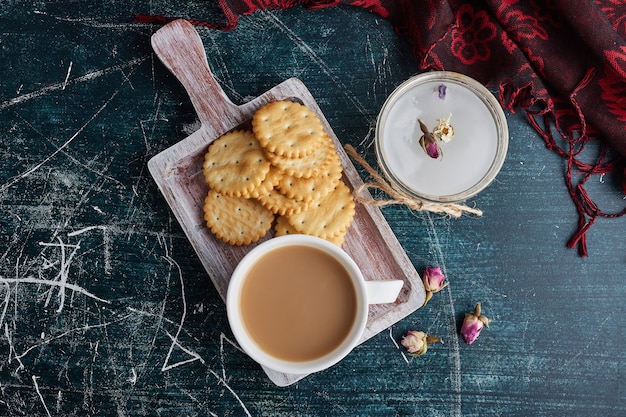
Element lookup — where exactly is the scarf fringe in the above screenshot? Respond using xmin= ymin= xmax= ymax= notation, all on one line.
xmin=499 ymin=76 xmax=626 ymax=257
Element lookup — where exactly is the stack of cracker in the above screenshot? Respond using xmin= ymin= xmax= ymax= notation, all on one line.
xmin=202 ymin=100 xmax=355 ymax=247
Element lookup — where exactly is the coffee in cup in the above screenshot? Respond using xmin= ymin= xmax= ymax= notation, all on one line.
xmin=227 ymin=234 xmax=403 ymax=375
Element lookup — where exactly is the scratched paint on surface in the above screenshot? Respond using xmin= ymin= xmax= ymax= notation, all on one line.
xmin=0 ymin=2 xmax=624 ymax=416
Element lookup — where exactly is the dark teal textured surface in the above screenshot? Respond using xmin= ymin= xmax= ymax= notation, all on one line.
xmin=0 ymin=3 xmax=624 ymax=416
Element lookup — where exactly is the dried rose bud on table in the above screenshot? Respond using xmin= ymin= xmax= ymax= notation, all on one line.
xmin=460 ymin=303 xmax=490 ymax=344
xmin=401 ymin=330 xmax=443 ymax=357
xmin=422 ymin=266 xmax=448 ymax=306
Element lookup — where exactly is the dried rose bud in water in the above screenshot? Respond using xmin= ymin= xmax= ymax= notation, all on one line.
xmin=422 ymin=266 xmax=448 ymax=306
xmin=401 ymin=330 xmax=443 ymax=357
xmin=418 ymin=119 xmax=441 ymax=159
xmin=460 ymin=303 xmax=490 ymax=344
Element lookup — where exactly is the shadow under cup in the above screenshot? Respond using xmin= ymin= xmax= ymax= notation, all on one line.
xmin=226 ymin=235 xmax=370 ymax=375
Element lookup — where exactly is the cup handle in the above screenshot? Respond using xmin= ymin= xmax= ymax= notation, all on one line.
xmin=364 ymin=280 xmax=404 ymax=304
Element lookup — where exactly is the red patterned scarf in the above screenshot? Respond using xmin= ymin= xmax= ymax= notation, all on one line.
xmin=137 ymin=0 xmax=626 ymax=257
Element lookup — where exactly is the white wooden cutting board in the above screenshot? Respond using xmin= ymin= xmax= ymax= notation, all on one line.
xmin=147 ymin=19 xmax=425 ymax=386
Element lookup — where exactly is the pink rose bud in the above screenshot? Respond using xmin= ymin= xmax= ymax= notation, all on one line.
xmin=422 ymin=266 xmax=448 ymax=306
xmin=401 ymin=330 xmax=427 ymax=355
xmin=424 ymin=141 xmax=441 ymax=159
xmin=460 ymin=303 xmax=490 ymax=345
xmin=401 ymin=330 xmax=443 ymax=357
xmin=418 ymin=119 xmax=442 ymax=159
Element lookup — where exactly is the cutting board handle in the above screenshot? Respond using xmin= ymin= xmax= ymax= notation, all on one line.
xmin=151 ymin=19 xmax=239 ymax=131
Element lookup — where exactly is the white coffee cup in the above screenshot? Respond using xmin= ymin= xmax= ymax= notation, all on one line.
xmin=227 ymin=234 xmax=404 ymax=375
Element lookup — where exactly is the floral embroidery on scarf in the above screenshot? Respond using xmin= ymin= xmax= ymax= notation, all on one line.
xmin=500 ymin=32 xmax=516 ymax=54
xmin=499 ymin=9 xmax=548 ymax=41
xmin=450 ymin=4 xmax=497 ymax=65
xmin=598 ymin=65 xmax=626 ymax=122
xmin=520 ymin=45 xmax=546 ymax=75
xmin=531 ymin=0 xmax=563 ymax=29
xmin=596 ymin=0 xmax=626 ymax=33
xmin=604 ymin=46 xmax=626 ymax=79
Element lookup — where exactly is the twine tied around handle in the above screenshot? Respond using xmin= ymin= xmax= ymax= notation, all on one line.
xmin=344 ymin=145 xmax=483 ymax=218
